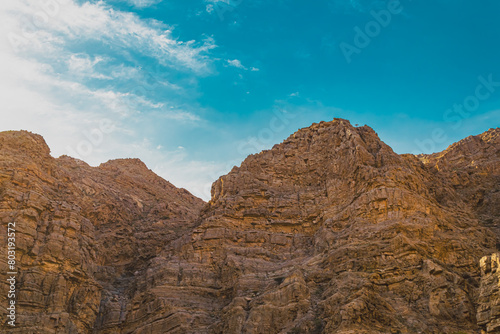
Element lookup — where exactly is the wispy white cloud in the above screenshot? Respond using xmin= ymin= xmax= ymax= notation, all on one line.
xmin=0 ymin=0 xmax=221 ymax=199
xmin=126 ymin=0 xmax=163 ymax=9
xmin=67 ymin=54 xmax=111 ymax=79
xmin=205 ymin=0 xmax=231 ymax=4
xmin=110 ymin=64 xmax=141 ymax=80
xmin=226 ymin=58 xmax=246 ymax=69
xmin=204 ymin=0 xmax=241 ymax=16
xmin=225 ymin=59 xmax=259 ymax=72
xmin=150 ymin=146 xmax=230 ymax=200
xmin=6 ymin=0 xmax=216 ymax=74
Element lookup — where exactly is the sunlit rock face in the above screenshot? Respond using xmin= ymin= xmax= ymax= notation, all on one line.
xmin=477 ymin=253 xmax=500 ymax=334
xmin=0 ymin=121 xmax=498 ymax=334
xmin=0 ymin=131 xmax=204 ymax=333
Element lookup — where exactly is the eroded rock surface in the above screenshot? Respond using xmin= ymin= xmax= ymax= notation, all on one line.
xmin=0 ymin=120 xmax=499 ymax=334
xmin=0 ymin=131 xmax=204 ymax=333
xmin=478 ymin=253 xmax=500 ymax=333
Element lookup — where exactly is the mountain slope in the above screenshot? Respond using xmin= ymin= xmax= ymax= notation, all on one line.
xmin=126 ymin=120 xmax=497 ymax=334
xmin=0 ymin=121 xmax=499 ymax=333
xmin=0 ymin=131 xmax=204 ymax=333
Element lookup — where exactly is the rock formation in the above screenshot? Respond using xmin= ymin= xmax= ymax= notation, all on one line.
xmin=0 ymin=131 xmax=204 ymax=333
xmin=478 ymin=253 xmax=500 ymax=333
xmin=0 ymin=119 xmax=498 ymax=333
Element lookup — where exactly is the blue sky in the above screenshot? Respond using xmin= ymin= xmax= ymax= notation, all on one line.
xmin=1 ymin=0 xmax=499 ymax=200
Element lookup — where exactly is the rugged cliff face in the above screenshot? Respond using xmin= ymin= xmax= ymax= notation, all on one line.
xmin=0 ymin=119 xmax=499 ymax=334
xmin=0 ymin=131 xmax=204 ymax=333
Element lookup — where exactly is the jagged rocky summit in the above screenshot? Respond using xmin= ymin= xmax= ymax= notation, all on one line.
xmin=0 ymin=119 xmax=499 ymax=334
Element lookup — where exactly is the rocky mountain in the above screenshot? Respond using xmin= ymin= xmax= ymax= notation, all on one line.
xmin=0 ymin=119 xmax=499 ymax=334
xmin=0 ymin=131 xmax=204 ymax=333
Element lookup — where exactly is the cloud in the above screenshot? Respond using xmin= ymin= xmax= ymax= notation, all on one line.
xmin=226 ymin=59 xmax=246 ymax=69
xmin=151 ymin=151 xmax=230 ymax=200
xmin=0 ymin=0 xmax=222 ymax=199
xmin=204 ymin=0 xmax=241 ymax=17
xmin=126 ymin=0 xmax=163 ymax=9
xmin=205 ymin=0 xmax=232 ymax=4
xmin=225 ymin=59 xmax=259 ymax=72
xmin=6 ymin=0 xmax=216 ymax=74
xmin=67 ymin=54 xmax=111 ymax=79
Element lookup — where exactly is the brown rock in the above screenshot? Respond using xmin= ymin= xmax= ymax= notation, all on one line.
xmin=0 ymin=122 xmax=499 ymax=334
xmin=478 ymin=253 xmax=500 ymax=333
xmin=0 ymin=131 xmax=204 ymax=333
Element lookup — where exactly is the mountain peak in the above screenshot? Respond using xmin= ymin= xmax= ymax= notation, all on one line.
xmin=1 ymin=123 xmax=499 ymax=334
xmin=99 ymin=158 xmax=150 ymax=172
xmin=420 ymin=127 xmax=500 ymax=169
xmin=0 ymin=130 xmax=51 ymax=157
xmin=210 ymin=118 xmax=399 ymax=206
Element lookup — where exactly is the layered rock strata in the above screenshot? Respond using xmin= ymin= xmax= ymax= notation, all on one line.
xmin=0 ymin=120 xmax=499 ymax=334
xmin=0 ymin=131 xmax=204 ymax=333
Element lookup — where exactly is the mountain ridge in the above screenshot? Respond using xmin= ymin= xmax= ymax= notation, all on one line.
xmin=0 ymin=120 xmax=499 ymax=333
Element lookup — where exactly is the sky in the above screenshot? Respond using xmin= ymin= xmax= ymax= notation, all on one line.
xmin=0 ymin=0 xmax=499 ymax=200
